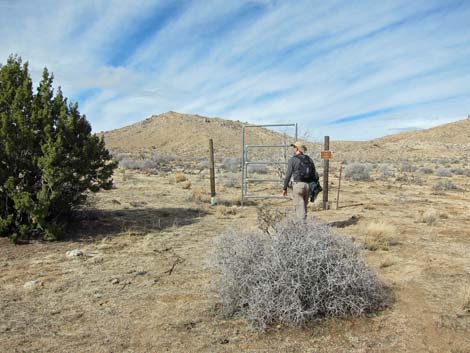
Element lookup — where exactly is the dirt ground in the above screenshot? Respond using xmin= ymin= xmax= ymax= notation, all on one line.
xmin=1 ymin=165 xmax=469 ymax=353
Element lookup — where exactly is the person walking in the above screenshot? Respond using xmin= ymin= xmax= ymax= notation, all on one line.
xmin=282 ymin=141 xmax=318 ymax=220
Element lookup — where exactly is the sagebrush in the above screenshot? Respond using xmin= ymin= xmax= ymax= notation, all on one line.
xmin=212 ymin=219 xmax=387 ymax=330
xmin=344 ymin=163 xmax=371 ymax=181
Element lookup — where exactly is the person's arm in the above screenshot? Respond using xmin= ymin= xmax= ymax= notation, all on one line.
xmin=283 ymin=158 xmax=294 ymax=194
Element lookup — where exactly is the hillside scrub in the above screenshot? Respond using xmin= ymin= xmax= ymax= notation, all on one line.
xmin=212 ymin=218 xmax=387 ymax=330
xmin=221 ymin=157 xmax=240 ymax=172
xmin=0 ymin=55 xmax=116 ymax=242
xmin=432 ymin=179 xmax=459 ymax=191
xmin=435 ymin=168 xmax=452 ymax=177
xmin=377 ymin=164 xmax=394 ymax=179
xmin=344 ymin=163 xmax=371 ymax=181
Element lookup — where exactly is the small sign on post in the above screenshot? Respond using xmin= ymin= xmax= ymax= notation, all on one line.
xmin=320 ymin=151 xmax=332 ymax=160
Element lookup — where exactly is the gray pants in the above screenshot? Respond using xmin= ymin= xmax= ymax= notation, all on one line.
xmin=292 ymin=181 xmax=309 ymax=220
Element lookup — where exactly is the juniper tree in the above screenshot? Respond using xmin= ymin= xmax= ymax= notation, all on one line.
xmin=0 ymin=55 xmax=117 ymax=242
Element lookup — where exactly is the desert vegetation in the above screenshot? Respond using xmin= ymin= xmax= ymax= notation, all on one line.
xmin=344 ymin=163 xmax=371 ymax=181
xmin=0 ymin=56 xmax=116 ymax=242
xmin=1 ymin=101 xmax=470 ymax=351
xmin=212 ymin=218 xmax=388 ymax=330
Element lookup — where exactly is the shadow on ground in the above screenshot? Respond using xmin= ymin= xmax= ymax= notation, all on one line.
xmin=66 ymin=207 xmax=209 ymax=242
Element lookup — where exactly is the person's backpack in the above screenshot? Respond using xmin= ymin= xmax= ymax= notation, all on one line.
xmin=294 ymin=154 xmax=318 ymax=183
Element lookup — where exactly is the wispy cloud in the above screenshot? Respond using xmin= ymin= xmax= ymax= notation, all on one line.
xmin=1 ymin=0 xmax=469 ymax=140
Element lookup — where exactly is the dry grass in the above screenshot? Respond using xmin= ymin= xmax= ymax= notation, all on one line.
xmin=215 ymin=205 xmax=238 ymax=218
xmin=181 ymin=180 xmax=191 ymax=189
xmin=189 ymin=186 xmax=210 ymax=203
xmin=217 ymin=194 xmax=241 ymax=207
xmin=462 ymin=286 xmax=470 ymax=313
xmin=418 ymin=208 xmax=439 ymax=225
xmin=363 ymin=221 xmax=397 ymax=250
xmin=175 ymin=172 xmax=187 ymax=183
xmin=379 ymin=259 xmax=395 ymax=268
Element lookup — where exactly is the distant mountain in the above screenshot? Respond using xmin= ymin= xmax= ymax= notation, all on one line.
xmin=373 ymin=118 xmax=470 ymax=144
xmin=101 ymin=113 xmax=470 ymax=162
xmin=100 ymin=111 xmax=304 ymax=159
xmin=333 ymin=118 xmax=470 ymax=162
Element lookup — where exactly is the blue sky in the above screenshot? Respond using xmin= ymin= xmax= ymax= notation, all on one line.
xmin=1 ymin=0 xmax=469 ymax=140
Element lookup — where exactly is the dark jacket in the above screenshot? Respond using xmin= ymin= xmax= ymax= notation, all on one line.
xmin=283 ymin=153 xmax=317 ymax=190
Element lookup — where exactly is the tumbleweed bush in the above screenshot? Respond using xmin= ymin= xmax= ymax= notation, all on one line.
xmin=212 ymin=219 xmax=387 ymax=330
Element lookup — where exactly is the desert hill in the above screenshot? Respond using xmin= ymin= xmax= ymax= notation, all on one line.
xmin=101 ymin=111 xmax=305 ymax=160
xmin=374 ymin=118 xmax=470 ymax=144
xmin=325 ymin=118 xmax=470 ymax=163
xmin=101 ymin=112 xmax=470 ymax=162
xmin=356 ymin=118 xmax=470 ymax=162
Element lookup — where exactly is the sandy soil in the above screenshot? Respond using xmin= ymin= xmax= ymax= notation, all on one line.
xmin=1 ymin=165 xmax=469 ymax=353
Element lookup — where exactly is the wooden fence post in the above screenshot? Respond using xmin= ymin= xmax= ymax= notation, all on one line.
xmin=322 ymin=136 xmax=330 ymax=210
xmin=209 ymin=139 xmax=217 ymax=205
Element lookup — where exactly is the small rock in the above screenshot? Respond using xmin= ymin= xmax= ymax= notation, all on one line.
xmin=220 ymin=338 xmax=229 ymax=345
xmin=24 ymin=280 xmax=43 ymax=289
xmin=66 ymin=249 xmax=83 ymax=258
xmin=111 ymin=278 xmax=120 ymax=285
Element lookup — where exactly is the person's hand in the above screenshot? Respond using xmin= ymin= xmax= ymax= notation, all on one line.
xmin=282 ymin=189 xmax=287 ymax=197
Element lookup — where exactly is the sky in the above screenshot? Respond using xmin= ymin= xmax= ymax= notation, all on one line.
xmin=0 ymin=0 xmax=469 ymax=141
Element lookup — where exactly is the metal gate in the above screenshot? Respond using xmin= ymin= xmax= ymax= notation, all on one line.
xmin=241 ymin=123 xmax=298 ymax=206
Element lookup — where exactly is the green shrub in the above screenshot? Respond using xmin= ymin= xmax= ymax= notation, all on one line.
xmin=0 ymin=55 xmax=117 ymax=242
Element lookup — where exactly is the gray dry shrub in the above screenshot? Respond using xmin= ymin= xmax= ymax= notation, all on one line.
xmin=344 ymin=163 xmax=371 ymax=181
xmin=111 ymin=151 xmax=127 ymax=162
xmin=256 ymin=206 xmax=288 ymax=235
xmin=450 ymin=168 xmax=469 ymax=176
xmin=247 ymin=164 xmax=269 ymax=174
xmin=435 ymin=168 xmax=452 ymax=177
xmin=433 ymin=179 xmax=459 ymax=191
xmin=400 ymin=161 xmax=417 ymax=173
xmin=221 ymin=157 xmax=240 ymax=172
xmin=395 ymin=174 xmax=423 ymax=185
xmin=212 ymin=219 xmax=387 ymax=330
xmin=198 ymin=159 xmax=209 ymax=169
xmin=419 ymin=167 xmax=434 ymax=174
xmin=119 ymin=153 xmax=165 ymax=170
xmin=119 ymin=158 xmax=144 ymax=170
xmin=222 ymin=173 xmax=239 ymax=188
xmin=377 ymin=164 xmax=394 ymax=179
